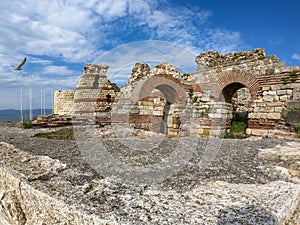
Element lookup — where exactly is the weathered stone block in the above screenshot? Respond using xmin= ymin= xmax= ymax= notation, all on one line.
xmin=274 ymin=107 xmax=283 ymax=112
xmin=268 ymin=91 xmax=277 ymax=96
xmin=267 ymin=102 xmax=284 ymax=107
xmin=246 ymin=128 xmax=252 ymax=135
xmin=279 ymin=95 xmax=288 ymax=101
xmin=263 ymin=95 xmax=274 ymax=102
xmin=277 ymin=90 xmax=286 ymax=96
xmin=251 ymin=129 xmax=268 ymax=136
xmin=139 ymin=101 xmax=154 ymax=106
xmin=153 ymin=110 xmax=163 ymax=116
xmin=248 ymin=113 xmax=263 ymax=119
xmin=262 ymin=86 xmax=270 ymax=91
xmin=261 ymin=107 xmax=274 ymax=113
xmin=266 ymin=113 xmax=281 ymax=120
xmin=270 ymin=85 xmax=281 ymax=91
xmin=287 ymin=89 xmax=293 ymax=95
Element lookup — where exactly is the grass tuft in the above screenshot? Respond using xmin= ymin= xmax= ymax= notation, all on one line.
xmin=34 ymin=127 xmax=75 ymax=140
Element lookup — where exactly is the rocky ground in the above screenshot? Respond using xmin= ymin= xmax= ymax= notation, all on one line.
xmin=0 ymin=125 xmax=300 ymax=224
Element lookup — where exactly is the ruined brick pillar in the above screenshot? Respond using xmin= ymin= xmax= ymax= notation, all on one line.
xmin=73 ymin=64 xmax=119 ymax=123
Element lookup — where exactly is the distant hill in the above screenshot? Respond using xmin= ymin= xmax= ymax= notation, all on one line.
xmin=0 ymin=109 xmax=52 ymax=123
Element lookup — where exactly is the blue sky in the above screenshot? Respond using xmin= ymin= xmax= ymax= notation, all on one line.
xmin=0 ymin=0 xmax=299 ymax=110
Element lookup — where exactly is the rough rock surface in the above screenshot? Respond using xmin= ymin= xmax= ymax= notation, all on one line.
xmin=258 ymin=141 xmax=300 ymax=182
xmin=0 ymin=126 xmax=300 ymax=224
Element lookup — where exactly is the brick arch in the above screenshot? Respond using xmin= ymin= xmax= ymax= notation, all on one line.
xmin=137 ymin=74 xmax=188 ymax=104
xmin=212 ymin=71 xmax=261 ymax=101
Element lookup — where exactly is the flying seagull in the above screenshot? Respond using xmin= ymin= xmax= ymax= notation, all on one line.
xmin=12 ymin=57 xmax=27 ymax=70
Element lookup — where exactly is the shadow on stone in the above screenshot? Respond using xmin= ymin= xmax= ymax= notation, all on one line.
xmin=217 ymin=205 xmax=278 ymax=225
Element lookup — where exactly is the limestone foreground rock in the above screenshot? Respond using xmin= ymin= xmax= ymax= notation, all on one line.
xmin=0 ymin=141 xmax=300 ymax=224
xmin=0 ymin=142 xmax=112 ymax=225
xmin=258 ymin=141 xmax=300 ymax=181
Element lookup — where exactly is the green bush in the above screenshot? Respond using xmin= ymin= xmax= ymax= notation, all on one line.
xmin=22 ymin=120 xmax=32 ymax=129
xmin=233 ymin=111 xmax=248 ymax=123
xmin=188 ymin=89 xmax=198 ymax=103
xmin=281 ymin=109 xmax=289 ymax=121
xmin=282 ymin=77 xmax=288 ymax=84
xmin=230 ymin=121 xmax=247 ymax=133
xmin=224 ymin=113 xmax=248 ymax=139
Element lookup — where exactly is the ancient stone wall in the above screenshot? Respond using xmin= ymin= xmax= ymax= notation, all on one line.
xmin=53 ymin=90 xmax=75 ymax=115
xmin=74 ymin=64 xmax=119 ymax=120
xmin=247 ymin=78 xmax=300 ymax=137
xmin=52 ymin=48 xmax=300 ymax=138
xmin=194 ymin=48 xmax=282 ymax=83
xmin=109 ymin=63 xmax=193 ymax=136
xmin=190 ymin=48 xmax=300 ymax=137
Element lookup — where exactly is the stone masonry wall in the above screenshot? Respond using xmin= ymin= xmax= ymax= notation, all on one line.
xmin=191 ymin=48 xmax=300 ymax=137
xmin=193 ymin=48 xmax=282 ymax=83
xmin=247 ymin=80 xmax=300 ymax=137
xmin=53 ymin=90 xmax=75 ymax=115
xmin=52 ymin=48 xmax=300 ymax=138
xmin=74 ymin=64 xmax=119 ymax=120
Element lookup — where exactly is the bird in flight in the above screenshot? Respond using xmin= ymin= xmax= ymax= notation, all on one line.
xmin=12 ymin=57 xmax=27 ymax=70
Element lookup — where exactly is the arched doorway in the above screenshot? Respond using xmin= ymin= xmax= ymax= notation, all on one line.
xmin=221 ymin=82 xmax=246 ymax=103
xmin=213 ymin=71 xmax=260 ymax=138
xmin=147 ymin=88 xmax=172 ymax=135
xmin=221 ymin=83 xmax=252 ymax=138
xmin=136 ymin=74 xmax=188 ymax=135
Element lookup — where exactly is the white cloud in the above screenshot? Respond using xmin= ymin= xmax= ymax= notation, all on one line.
xmin=0 ymin=0 xmax=246 ymax=109
xmin=292 ymin=53 xmax=300 ymax=61
xmin=43 ymin=66 xmax=74 ymax=75
xmin=0 ymin=0 xmax=99 ymax=63
xmin=202 ymin=29 xmax=243 ymax=53
xmin=29 ymin=57 xmax=52 ymax=65
xmin=0 ymin=0 xmax=243 ymax=64
xmin=95 ymin=0 xmax=128 ymax=19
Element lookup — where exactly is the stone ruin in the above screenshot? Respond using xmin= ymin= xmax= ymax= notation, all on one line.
xmin=51 ymin=48 xmax=300 ymax=138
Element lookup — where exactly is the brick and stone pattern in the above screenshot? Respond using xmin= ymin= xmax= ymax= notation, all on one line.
xmin=247 ymin=81 xmax=300 ymax=137
xmin=73 ymin=64 xmax=119 ymax=118
xmin=53 ymin=48 xmax=300 ymax=138
xmin=191 ymin=48 xmax=300 ymax=137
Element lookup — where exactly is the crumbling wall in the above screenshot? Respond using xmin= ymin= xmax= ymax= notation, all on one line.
xmin=74 ymin=64 xmax=119 ymax=120
xmin=193 ymin=48 xmax=283 ymax=83
xmin=52 ymin=48 xmax=300 ymax=138
xmin=112 ymin=62 xmax=193 ymax=136
xmin=191 ymin=48 xmax=300 ymax=137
